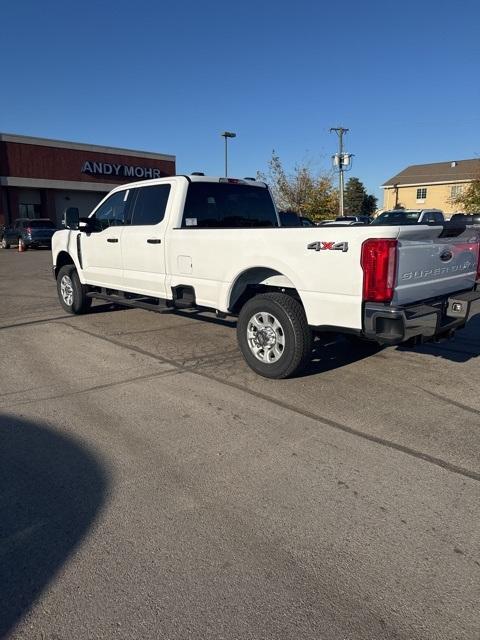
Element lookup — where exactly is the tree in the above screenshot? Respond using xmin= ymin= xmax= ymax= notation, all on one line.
xmin=257 ymin=151 xmax=339 ymax=222
xmin=452 ymin=180 xmax=480 ymax=213
xmin=344 ymin=177 xmax=378 ymax=216
xmin=362 ymin=194 xmax=378 ymax=216
xmin=344 ymin=177 xmax=366 ymax=215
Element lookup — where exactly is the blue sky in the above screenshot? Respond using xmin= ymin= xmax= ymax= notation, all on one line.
xmin=1 ymin=0 xmax=479 ymax=203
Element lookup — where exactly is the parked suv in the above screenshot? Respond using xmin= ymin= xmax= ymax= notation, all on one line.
xmin=1 ymin=218 xmax=57 ymax=249
xmin=335 ymin=215 xmax=372 ymax=224
xmin=278 ymin=211 xmax=315 ymax=227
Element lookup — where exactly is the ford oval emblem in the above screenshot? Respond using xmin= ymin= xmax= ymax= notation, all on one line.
xmin=440 ymin=249 xmax=453 ymax=262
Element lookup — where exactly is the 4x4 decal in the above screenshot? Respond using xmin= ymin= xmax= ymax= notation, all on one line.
xmin=307 ymin=241 xmax=349 ymax=253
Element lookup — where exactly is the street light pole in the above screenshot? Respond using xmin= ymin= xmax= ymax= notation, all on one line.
xmin=221 ymin=131 xmax=236 ymax=177
xmin=330 ymin=127 xmax=349 ymax=217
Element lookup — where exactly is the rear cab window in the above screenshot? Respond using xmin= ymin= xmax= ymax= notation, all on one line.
xmin=181 ymin=182 xmax=278 ymax=228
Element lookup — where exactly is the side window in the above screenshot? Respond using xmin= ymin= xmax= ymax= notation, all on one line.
xmin=93 ymin=190 xmax=130 ymax=229
xmin=130 ymin=185 xmax=171 ymax=226
xmin=434 ymin=213 xmax=443 ymax=223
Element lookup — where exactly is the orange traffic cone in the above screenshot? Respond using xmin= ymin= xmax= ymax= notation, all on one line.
xmin=18 ymin=238 xmax=25 ymax=252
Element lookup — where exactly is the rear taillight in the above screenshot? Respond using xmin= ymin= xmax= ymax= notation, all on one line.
xmin=361 ymin=238 xmax=398 ymax=303
xmin=26 ymin=227 xmax=32 ymax=234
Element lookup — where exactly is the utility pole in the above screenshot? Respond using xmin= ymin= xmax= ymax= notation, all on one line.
xmin=330 ymin=127 xmax=349 ymax=217
xmin=221 ymin=131 xmax=236 ymax=177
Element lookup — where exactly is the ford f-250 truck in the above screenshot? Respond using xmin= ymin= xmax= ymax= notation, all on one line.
xmin=52 ymin=175 xmax=480 ymax=378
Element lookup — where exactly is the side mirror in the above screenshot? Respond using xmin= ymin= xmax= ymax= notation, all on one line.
xmin=79 ymin=216 xmax=100 ymax=233
xmin=64 ymin=207 xmax=80 ymax=230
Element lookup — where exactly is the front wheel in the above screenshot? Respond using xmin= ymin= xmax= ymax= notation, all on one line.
xmin=57 ymin=264 xmax=92 ymax=314
xmin=237 ymin=292 xmax=312 ymax=379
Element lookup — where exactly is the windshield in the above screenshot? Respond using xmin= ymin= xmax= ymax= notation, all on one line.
xmin=371 ymin=211 xmax=421 ymax=225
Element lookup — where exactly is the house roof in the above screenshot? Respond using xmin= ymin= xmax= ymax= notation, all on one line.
xmin=382 ymin=159 xmax=480 ymax=187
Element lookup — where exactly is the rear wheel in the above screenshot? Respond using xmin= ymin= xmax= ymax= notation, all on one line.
xmin=57 ymin=264 xmax=92 ymax=314
xmin=237 ymin=292 xmax=312 ymax=378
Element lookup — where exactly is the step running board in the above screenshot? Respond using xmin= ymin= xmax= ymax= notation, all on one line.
xmin=86 ymin=291 xmax=174 ymax=313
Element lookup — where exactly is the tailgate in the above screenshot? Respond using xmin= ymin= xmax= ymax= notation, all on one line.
xmin=394 ymin=225 xmax=479 ymax=305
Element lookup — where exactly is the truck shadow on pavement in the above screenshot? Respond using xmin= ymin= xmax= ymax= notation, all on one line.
xmin=110 ymin=307 xmax=480 ymax=374
xmin=0 ymin=414 xmax=108 ymax=638
xmin=301 ymin=335 xmax=382 ymax=376
xmin=396 ymin=315 xmax=480 ymax=363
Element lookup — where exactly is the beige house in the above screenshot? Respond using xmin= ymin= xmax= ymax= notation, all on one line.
xmin=382 ymin=159 xmax=480 ymax=214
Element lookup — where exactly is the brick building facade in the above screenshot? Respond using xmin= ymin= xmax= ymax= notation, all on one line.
xmin=0 ymin=133 xmax=176 ymax=226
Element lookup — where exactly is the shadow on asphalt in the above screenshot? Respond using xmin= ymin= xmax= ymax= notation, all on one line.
xmin=90 ymin=302 xmax=130 ymax=315
xmin=0 ymin=414 xmax=108 ymax=638
xmin=397 ymin=315 xmax=480 ymax=363
xmin=299 ymin=335 xmax=382 ymax=377
xmin=82 ymin=305 xmax=480 ymax=372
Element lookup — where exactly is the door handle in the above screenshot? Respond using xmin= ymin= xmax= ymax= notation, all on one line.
xmin=147 ymin=239 xmax=162 ymax=244
xmin=107 ymin=238 xmax=119 ymax=243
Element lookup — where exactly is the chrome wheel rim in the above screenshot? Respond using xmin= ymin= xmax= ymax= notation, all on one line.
xmin=247 ymin=312 xmax=285 ymax=363
xmin=60 ymin=275 xmax=74 ymax=306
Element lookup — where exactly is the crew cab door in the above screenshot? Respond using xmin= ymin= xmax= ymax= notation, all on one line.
xmin=120 ymin=183 xmax=172 ymax=298
xmin=80 ymin=189 xmax=131 ymax=287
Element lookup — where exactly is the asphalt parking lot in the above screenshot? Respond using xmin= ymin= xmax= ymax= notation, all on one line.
xmin=1 ymin=248 xmax=479 ymax=640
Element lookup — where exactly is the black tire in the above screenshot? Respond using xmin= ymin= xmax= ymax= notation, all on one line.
xmin=237 ymin=292 xmax=312 ymax=379
xmin=56 ymin=264 xmax=92 ymax=314
xmin=1 ymin=238 xmax=9 ymax=249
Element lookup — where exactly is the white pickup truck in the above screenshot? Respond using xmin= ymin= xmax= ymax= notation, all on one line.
xmin=52 ymin=175 xmax=480 ymax=378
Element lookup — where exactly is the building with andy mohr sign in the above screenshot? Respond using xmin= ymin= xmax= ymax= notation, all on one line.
xmin=0 ymin=133 xmax=176 ymax=226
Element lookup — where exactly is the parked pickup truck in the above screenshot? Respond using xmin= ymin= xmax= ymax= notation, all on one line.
xmin=52 ymin=175 xmax=480 ymax=378
xmin=372 ymin=209 xmax=444 ymax=225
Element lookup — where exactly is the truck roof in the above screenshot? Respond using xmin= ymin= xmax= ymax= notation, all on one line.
xmin=107 ymin=175 xmax=268 ymax=193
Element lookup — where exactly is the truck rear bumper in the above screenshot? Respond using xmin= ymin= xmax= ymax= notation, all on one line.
xmin=363 ymin=286 xmax=480 ymax=346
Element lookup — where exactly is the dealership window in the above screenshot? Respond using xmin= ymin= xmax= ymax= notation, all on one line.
xmin=130 ymin=185 xmax=171 ymax=226
xmin=451 ymin=185 xmax=463 ymax=198
xmin=19 ymin=203 xmax=42 ymax=218
xmin=93 ymin=190 xmax=130 ymax=229
xmin=416 ymin=187 xmax=427 ymax=201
